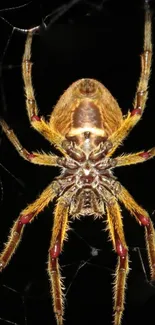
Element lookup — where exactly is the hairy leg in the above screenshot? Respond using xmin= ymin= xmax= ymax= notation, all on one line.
xmin=108 ymin=1 xmax=152 ymax=156
xmin=115 ymin=147 xmax=155 ymax=167
xmin=0 ymin=181 xmax=60 ymax=270
xmin=22 ymin=31 xmax=65 ymax=153
xmin=106 ymin=201 xmax=129 ymax=325
xmin=0 ymin=119 xmax=59 ymax=165
xmin=48 ymin=190 xmax=75 ymax=325
xmin=118 ymin=185 xmax=155 ymax=279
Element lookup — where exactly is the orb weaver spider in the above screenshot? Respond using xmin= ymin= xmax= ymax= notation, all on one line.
xmin=0 ymin=1 xmax=155 ymax=325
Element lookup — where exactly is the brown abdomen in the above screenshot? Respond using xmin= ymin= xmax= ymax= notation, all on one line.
xmin=73 ymin=99 xmax=103 ymax=129
xmin=49 ymin=78 xmax=123 ymax=139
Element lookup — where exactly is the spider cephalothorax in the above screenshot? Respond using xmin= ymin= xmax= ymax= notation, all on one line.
xmin=58 ymin=139 xmax=119 ymax=217
xmin=0 ymin=2 xmax=155 ymax=325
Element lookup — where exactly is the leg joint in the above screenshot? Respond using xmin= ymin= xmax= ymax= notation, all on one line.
xmin=50 ymin=236 xmax=61 ymax=259
xmin=116 ymin=238 xmax=128 ymax=258
xmin=136 ymin=213 xmax=150 ymax=226
xmin=19 ymin=212 xmax=35 ymax=225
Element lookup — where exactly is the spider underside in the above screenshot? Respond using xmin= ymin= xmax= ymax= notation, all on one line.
xmin=0 ymin=2 xmax=155 ymax=325
xmin=57 ymin=140 xmax=119 ymax=217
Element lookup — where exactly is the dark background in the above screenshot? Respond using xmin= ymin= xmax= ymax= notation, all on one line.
xmin=0 ymin=0 xmax=155 ymax=324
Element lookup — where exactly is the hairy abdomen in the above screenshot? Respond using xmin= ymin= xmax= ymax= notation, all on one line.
xmin=49 ymin=78 xmax=123 ymax=148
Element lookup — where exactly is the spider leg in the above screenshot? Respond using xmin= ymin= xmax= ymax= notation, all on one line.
xmin=115 ymin=147 xmax=155 ymax=167
xmin=22 ymin=31 xmax=65 ymax=153
xmin=106 ymin=201 xmax=129 ymax=325
xmin=118 ymin=185 xmax=155 ymax=279
xmin=0 ymin=119 xmax=59 ymax=166
xmin=0 ymin=181 xmax=59 ymax=271
xmin=48 ymin=193 xmax=74 ymax=325
xmin=108 ymin=2 xmax=152 ymax=156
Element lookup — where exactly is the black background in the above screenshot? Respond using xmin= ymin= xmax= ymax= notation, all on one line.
xmin=1 ymin=1 xmax=155 ymax=325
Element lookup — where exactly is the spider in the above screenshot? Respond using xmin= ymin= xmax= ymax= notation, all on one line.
xmin=0 ymin=1 xmax=155 ymax=325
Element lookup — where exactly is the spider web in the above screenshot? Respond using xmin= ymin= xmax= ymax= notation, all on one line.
xmin=0 ymin=1 xmax=155 ymax=325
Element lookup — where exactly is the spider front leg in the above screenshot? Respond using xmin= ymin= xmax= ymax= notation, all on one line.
xmin=48 ymin=192 xmax=74 ymax=325
xmin=0 ymin=181 xmax=59 ymax=271
xmin=108 ymin=1 xmax=152 ymax=156
xmin=106 ymin=201 xmax=129 ymax=325
xmin=0 ymin=119 xmax=59 ymax=166
xmin=22 ymin=31 xmax=65 ymax=153
xmin=119 ymin=186 xmax=155 ymax=280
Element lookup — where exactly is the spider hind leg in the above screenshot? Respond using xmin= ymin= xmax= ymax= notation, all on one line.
xmin=108 ymin=1 xmax=152 ymax=157
xmin=22 ymin=31 xmax=65 ymax=153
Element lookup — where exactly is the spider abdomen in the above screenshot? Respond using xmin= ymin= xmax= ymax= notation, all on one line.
xmin=49 ymin=78 xmax=123 ymax=144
